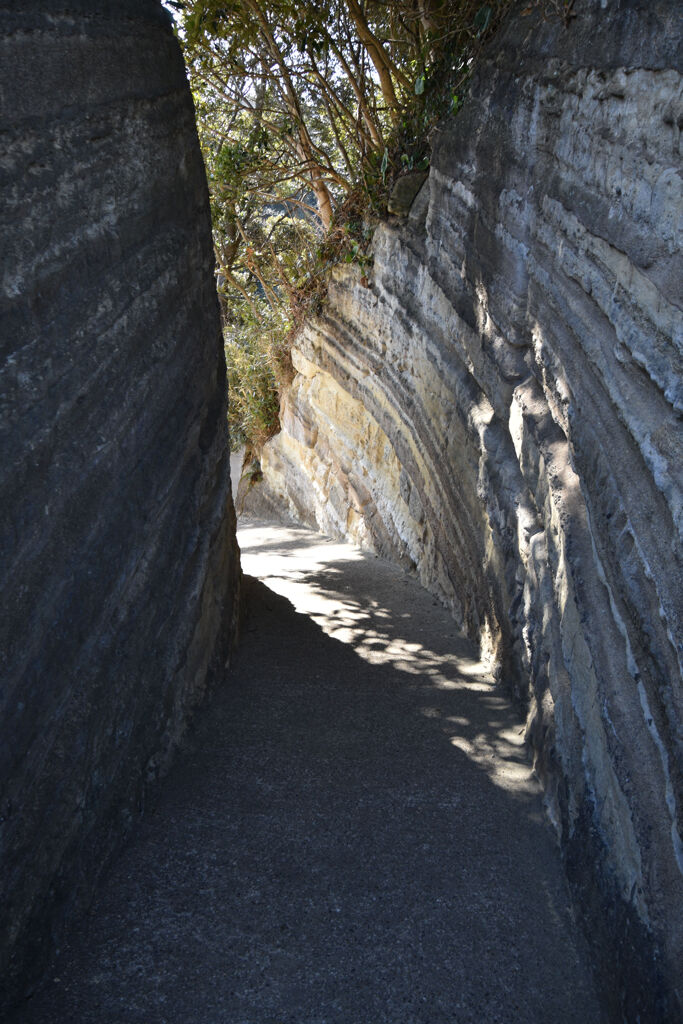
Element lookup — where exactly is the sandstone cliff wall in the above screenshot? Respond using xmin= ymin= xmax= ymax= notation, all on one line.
xmin=247 ymin=0 xmax=682 ymax=1015
xmin=0 ymin=1 xmax=239 ymax=1006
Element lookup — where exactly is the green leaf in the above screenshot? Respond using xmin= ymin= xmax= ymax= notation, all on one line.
xmin=473 ymin=5 xmax=492 ymax=34
xmin=414 ymin=74 xmax=425 ymax=96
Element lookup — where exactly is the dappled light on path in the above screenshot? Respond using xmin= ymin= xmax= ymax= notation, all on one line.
xmin=240 ymin=520 xmax=540 ymax=800
xmin=15 ymin=518 xmax=601 ymax=1024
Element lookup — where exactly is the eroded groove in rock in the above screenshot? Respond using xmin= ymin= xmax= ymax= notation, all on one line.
xmin=0 ymin=1 xmax=239 ymax=1007
xmin=247 ymin=0 xmax=682 ymax=1015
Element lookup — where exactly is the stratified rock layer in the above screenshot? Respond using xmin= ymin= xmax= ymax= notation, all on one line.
xmin=0 ymin=1 xmax=239 ymax=1007
xmin=250 ymin=0 xmax=682 ymax=1015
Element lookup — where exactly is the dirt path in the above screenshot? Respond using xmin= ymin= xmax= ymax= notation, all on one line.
xmin=15 ymin=520 xmax=603 ymax=1023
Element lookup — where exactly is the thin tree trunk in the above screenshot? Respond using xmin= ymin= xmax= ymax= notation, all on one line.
xmin=244 ymin=0 xmax=336 ymax=229
xmin=343 ymin=0 xmax=411 ymax=114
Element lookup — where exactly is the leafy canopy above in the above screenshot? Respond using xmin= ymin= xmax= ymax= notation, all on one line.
xmin=169 ymin=0 xmax=511 ymax=451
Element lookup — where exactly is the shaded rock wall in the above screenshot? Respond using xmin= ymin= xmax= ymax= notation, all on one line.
xmin=248 ymin=0 xmax=682 ymax=1015
xmin=0 ymin=1 xmax=239 ymax=1006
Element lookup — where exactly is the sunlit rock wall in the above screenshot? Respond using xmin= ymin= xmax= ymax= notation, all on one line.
xmin=248 ymin=0 xmax=682 ymax=1015
xmin=0 ymin=0 xmax=239 ymax=1007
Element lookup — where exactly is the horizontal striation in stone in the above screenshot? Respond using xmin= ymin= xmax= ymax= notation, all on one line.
xmin=0 ymin=1 xmax=239 ymax=1009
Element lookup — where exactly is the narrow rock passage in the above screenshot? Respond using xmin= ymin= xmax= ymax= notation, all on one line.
xmin=16 ymin=520 xmax=603 ymax=1023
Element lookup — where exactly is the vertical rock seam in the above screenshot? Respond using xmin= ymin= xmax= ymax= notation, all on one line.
xmin=248 ymin=0 xmax=682 ymax=1017
xmin=0 ymin=0 xmax=239 ymax=1009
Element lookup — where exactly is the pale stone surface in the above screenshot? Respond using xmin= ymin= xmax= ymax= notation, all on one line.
xmin=250 ymin=1 xmax=682 ymax=1015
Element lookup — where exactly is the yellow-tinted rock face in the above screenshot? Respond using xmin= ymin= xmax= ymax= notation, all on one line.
xmin=252 ymin=2 xmax=682 ymax=1016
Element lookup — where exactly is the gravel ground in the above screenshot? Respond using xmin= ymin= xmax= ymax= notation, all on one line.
xmin=13 ymin=519 xmax=604 ymax=1023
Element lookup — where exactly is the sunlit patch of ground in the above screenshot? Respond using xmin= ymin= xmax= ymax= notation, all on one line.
xmin=238 ymin=518 xmax=536 ymax=798
xmin=15 ymin=517 xmax=601 ymax=1023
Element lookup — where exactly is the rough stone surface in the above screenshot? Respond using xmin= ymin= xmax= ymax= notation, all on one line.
xmin=250 ymin=1 xmax=683 ymax=1016
xmin=0 ymin=1 xmax=239 ymax=1009
xmin=387 ymin=171 xmax=429 ymax=217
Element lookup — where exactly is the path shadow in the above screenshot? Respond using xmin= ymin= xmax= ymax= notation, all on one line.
xmin=14 ymin=568 xmax=603 ymax=1024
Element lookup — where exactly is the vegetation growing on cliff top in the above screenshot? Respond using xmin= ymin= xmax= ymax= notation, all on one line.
xmin=168 ymin=1 xmax=515 ymax=451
